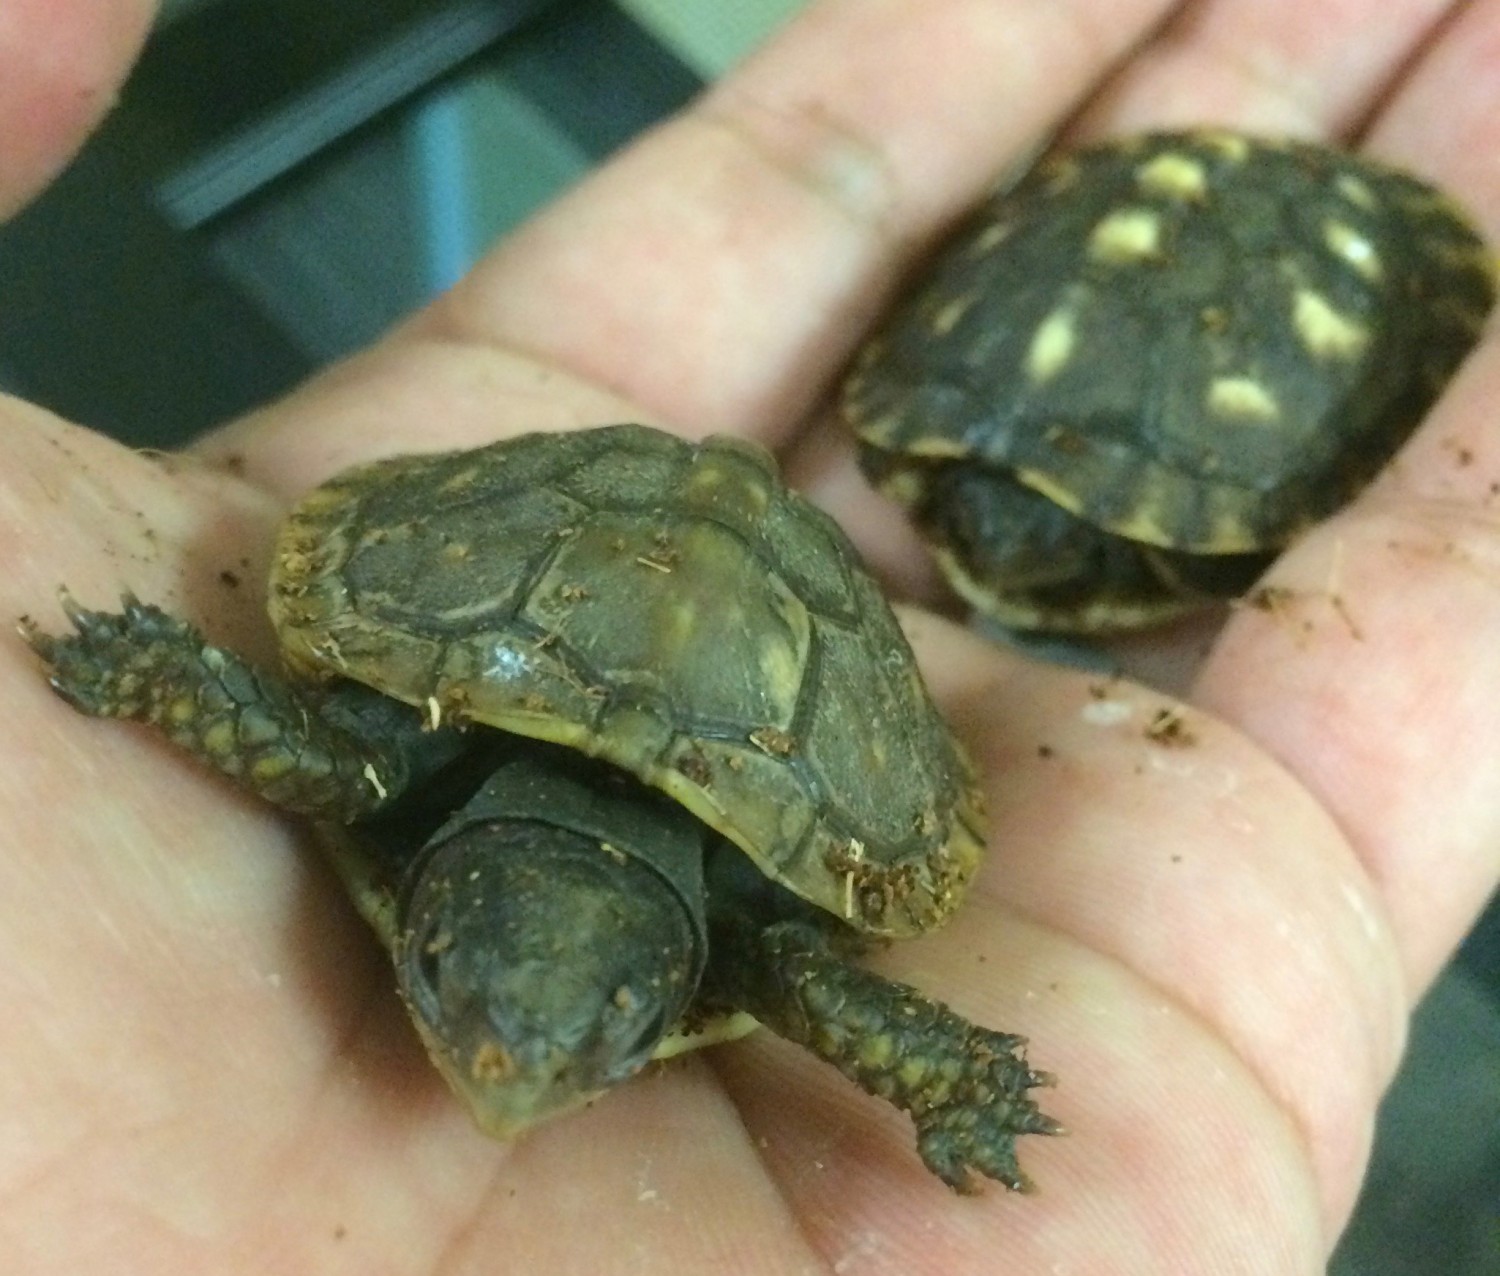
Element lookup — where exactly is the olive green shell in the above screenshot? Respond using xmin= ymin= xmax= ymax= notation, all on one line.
xmin=269 ymin=425 xmax=984 ymax=939
xmin=845 ymin=128 xmax=1494 ymax=557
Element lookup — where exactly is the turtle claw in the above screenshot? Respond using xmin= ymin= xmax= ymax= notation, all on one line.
xmin=715 ymin=920 xmax=1062 ymax=1192
xmin=914 ymin=1081 xmax=1065 ymax=1194
xmin=916 ymin=1122 xmax=1028 ymax=1195
xmin=22 ymin=591 xmax=183 ymax=718
xmin=907 ymin=1028 xmax=1065 ymax=1194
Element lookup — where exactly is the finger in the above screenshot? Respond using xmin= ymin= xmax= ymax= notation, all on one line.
xmin=1361 ymin=0 xmax=1500 ymax=189
xmin=1195 ymin=0 xmax=1500 ymax=992
xmin=0 ymin=1 xmax=156 ymax=219
xmin=2 ymin=398 xmax=278 ymax=647
xmin=200 ymin=0 xmax=1177 ymax=496
xmin=1196 ymin=379 xmax=1500 ymax=981
xmin=1071 ymin=0 xmax=1463 ymax=140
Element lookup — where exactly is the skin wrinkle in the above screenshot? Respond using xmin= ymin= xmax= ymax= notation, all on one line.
xmin=696 ymin=0 xmax=1140 ymax=247
xmin=666 ymin=100 xmax=907 ymax=426
xmin=1161 ymin=22 xmax=1330 ymax=135
xmin=1377 ymin=0 xmax=1500 ymax=176
xmin=391 ymin=322 xmax=657 ymax=434
xmin=1203 ymin=438 xmax=1500 ymax=986
xmin=1125 ymin=5 xmax=1340 ymax=135
xmin=729 ymin=0 xmax=1154 ymax=217
xmin=1344 ymin=2 xmax=1470 ymax=142
xmin=424 ymin=1151 xmax=506 ymax=1276
xmin=699 ymin=1096 xmax=835 ymax=1276
xmin=1077 ymin=0 xmax=1466 ymax=142
xmin=266 ymin=991 xmax=479 ymax=1271
xmin=717 ymin=909 xmax=1321 ymax=1270
xmin=690 ymin=92 xmax=903 ymax=243
xmin=568 ymin=97 xmax=902 ymax=431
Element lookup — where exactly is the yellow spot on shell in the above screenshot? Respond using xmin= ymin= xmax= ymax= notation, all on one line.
xmin=1087 ymin=207 xmax=1163 ymax=264
xmin=1208 ymin=377 xmax=1281 ymax=422
xmin=966 ymin=219 xmax=1013 ymax=257
xmin=1135 ymin=152 xmax=1208 ymax=202
xmin=891 ymin=434 xmax=973 ymax=461
xmin=1293 ymin=289 xmax=1369 ymax=360
xmin=877 ymin=466 xmax=930 ymax=509
xmin=1324 ymin=220 xmax=1383 ymax=282
xmin=1196 ymin=131 xmax=1252 ymax=164
xmin=1039 ymin=156 xmax=1081 ymax=196
xmin=1335 ymin=173 xmax=1379 ymax=211
xmin=928 ymin=292 xmax=977 ymax=336
xmin=1025 ymin=308 xmax=1076 ymax=384
xmin=1112 ymin=510 xmax=1176 ymax=547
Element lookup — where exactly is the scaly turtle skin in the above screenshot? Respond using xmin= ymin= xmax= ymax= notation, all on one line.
xmin=23 ymin=424 xmax=1059 ymax=1193
xmin=844 ymin=129 xmax=1496 ymax=631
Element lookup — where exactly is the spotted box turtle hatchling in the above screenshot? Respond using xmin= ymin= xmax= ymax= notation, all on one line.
xmin=23 ymin=424 xmax=1061 ymax=1193
xmin=843 ymin=129 xmax=1496 ymax=632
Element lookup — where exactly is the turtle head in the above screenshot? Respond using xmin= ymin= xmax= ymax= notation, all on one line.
xmin=394 ymin=815 xmax=703 ymax=1138
xmin=922 ymin=464 xmax=1104 ymax=595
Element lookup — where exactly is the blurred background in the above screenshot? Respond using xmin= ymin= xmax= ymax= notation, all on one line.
xmin=0 ymin=2 xmax=1493 ymax=1269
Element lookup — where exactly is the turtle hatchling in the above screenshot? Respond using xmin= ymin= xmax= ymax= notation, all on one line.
xmin=843 ymin=129 xmax=1496 ymax=631
xmin=24 ymin=424 xmax=1060 ymax=1192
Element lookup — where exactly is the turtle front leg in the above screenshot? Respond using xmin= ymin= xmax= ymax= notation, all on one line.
xmin=21 ymin=592 xmax=437 ymax=821
xmin=710 ymin=917 xmax=1063 ymax=1193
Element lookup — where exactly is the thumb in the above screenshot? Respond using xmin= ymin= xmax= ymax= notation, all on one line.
xmin=0 ymin=1 xmax=157 ymax=220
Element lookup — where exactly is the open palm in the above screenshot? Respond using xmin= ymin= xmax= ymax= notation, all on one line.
xmin=3 ymin=2 xmax=1498 ymax=1272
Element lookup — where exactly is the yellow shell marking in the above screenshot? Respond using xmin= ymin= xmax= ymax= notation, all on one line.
xmin=1039 ymin=155 xmax=1081 ymax=196
xmin=1135 ymin=151 xmax=1208 ymax=202
xmin=1293 ymin=289 xmax=1370 ymax=360
xmin=928 ymin=291 xmax=978 ymax=336
xmin=1334 ymin=172 xmax=1379 ymax=211
xmin=878 ymin=466 xmax=930 ymax=509
xmin=1323 ymin=220 xmax=1384 ymax=283
xmin=1025 ymin=307 xmax=1077 ymax=384
xmin=1087 ymin=207 xmax=1164 ymax=265
xmin=1196 ymin=131 xmax=1253 ymax=163
xmin=1207 ymin=376 xmax=1281 ymax=422
xmin=966 ymin=219 xmax=1013 ymax=257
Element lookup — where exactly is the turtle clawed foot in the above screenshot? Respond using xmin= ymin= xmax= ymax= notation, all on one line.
xmin=916 ymin=1124 xmax=1030 ymax=1195
xmin=913 ymin=1049 xmax=1065 ymax=1194
xmin=20 ymin=590 xmax=198 ymax=719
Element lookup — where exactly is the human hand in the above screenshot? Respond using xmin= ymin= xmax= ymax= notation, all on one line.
xmin=3 ymin=2 xmax=1498 ymax=1273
